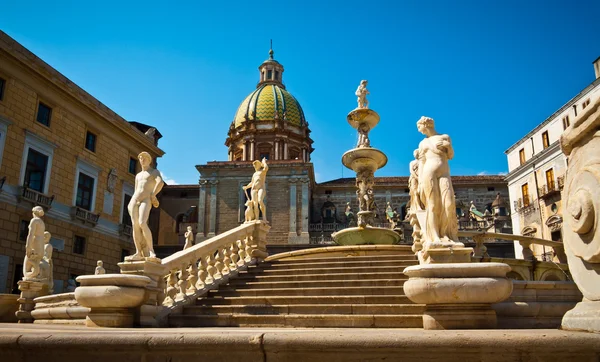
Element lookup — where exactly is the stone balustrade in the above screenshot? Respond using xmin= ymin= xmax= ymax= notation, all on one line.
xmin=156 ymin=220 xmax=270 ymax=320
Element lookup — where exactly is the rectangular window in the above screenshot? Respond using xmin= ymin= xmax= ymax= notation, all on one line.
xmin=519 ymin=148 xmax=526 ymax=165
xmin=573 ymin=104 xmax=578 ymax=117
xmin=487 ymin=187 xmax=495 ymax=192
xmin=122 ymin=193 xmax=132 ymax=225
xmin=542 ymin=131 xmax=550 ymax=149
xmin=267 ymin=69 xmax=273 ymax=79
xmin=19 ymin=220 xmax=28 ymax=241
xmin=85 ymin=131 xmax=97 ymax=152
xmin=24 ymin=148 xmax=49 ymax=192
xmin=546 ymin=168 xmax=555 ymax=190
xmin=36 ymin=102 xmax=52 ymax=127
xmin=521 ymin=183 xmax=530 ymax=206
xmin=73 ymin=235 xmax=86 ymax=255
xmin=275 ymin=70 xmax=279 ymax=81
xmin=76 ymin=172 xmax=95 ymax=210
xmin=562 ymin=115 xmax=570 ymax=130
xmin=128 ymin=157 xmax=137 ymax=174
xmin=0 ymin=77 xmax=5 ymax=101
xmin=582 ymin=99 xmax=590 ymax=109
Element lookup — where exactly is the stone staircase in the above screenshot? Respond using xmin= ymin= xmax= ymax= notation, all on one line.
xmin=169 ymin=252 xmax=424 ymax=328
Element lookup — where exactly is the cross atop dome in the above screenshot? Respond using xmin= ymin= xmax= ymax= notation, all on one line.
xmin=258 ymin=41 xmax=285 ymax=89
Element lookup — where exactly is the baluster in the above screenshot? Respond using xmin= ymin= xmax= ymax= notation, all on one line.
xmin=214 ymin=249 xmax=224 ymax=280
xmin=197 ymin=257 xmax=210 ymax=288
xmin=187 ymin=261 xmax=198 ymax=294
xmin=237 ymin=239 xmax=247 ymax=266
xmin=163 ymin=270 xmax=178 ymax=306
xmin=175 ymin=264 xmax=188 ymax=301
xmin=244 ymin=235 xmax=253 ymax=262
xmin=221 ymin=247 xmax=231 ymax=275
xmin=157 ymin=271 xmax=167 ymax=306
xmin=230 ymin=242 xmax=240 ymax=270
xmin=207 ymin=252 xmax=221 ymax=281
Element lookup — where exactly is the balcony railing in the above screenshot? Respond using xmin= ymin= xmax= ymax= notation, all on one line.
xmin=459 ymin=220 xmax=489 ymax=230
xmin=514 ymin=196 xmax=535 ymax=214
xmin=71 ymin=206 xmax=100 ymax=226
xmin=20 ymin=186 xmax=55 ymax=209
xmin=119 ymin=223 xmax=133 ymax=237
xmin=538 ymin=181 xmax=561 ymax=199
xmin=557 ymin=176 xmax=565 ymax=191
xmin=309 ymin=223 xmax=348 ymax=232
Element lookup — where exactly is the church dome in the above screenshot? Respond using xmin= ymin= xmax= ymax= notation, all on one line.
xmin=233 ymin=84 xmax=306 ymax=127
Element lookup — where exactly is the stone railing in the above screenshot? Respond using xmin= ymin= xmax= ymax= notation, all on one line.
xmin=20 ymin=186 xmax=54 ymax=209
xmin=156 ymin=220 xmax=270 ymax=321
xmin=71 ymin=206 xmax=100 ymax=226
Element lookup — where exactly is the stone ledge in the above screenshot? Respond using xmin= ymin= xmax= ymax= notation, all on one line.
xmin=0 ymin=325 xmax=600 ymax=362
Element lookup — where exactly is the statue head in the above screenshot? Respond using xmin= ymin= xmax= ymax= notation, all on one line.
xmin=360 ymin=80 xmax=368 ymax=87
xmin=97 ymin=260 xmax=103 ymax=267
xmin=187 ymin=226 xmax=192 ymax=231
xmin=252 ymin=160 xmax=262 ymax=171
xmin=43 ymin=231 xmax=51 ymax=244
xmin=137 ymin=152 xmax=152 ymax=168
xmin=32 ymin=206 xmax=44 ymax=218
xmin=416 ymin=116 xmax=435 ymax=136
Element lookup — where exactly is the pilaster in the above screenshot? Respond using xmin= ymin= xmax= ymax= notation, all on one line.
xmin=207 ymin=179 xmax=219 ymax=238
xmin=196 ymin=179 xmax=207 ymax=242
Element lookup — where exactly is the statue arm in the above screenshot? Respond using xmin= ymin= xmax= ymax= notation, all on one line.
xmin=152 ymin=170 xmax=164 ymax=197
xmin=444 ymin=136 xmax=454 ymax=160
xmin=262 ymin=158 xmax=268 ymax=172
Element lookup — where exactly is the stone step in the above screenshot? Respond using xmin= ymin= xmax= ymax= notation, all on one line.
xmin=260 ymin=259 xmax=418 ymax=269
xmin=183 ymin=303 xmax=425 ymax=316
xmin=243 ymin=265 xmax=410 ymax=275
xmin=198 ymin=295 xmax=412 ymax=305
xmin=232 ymin=271 xmax=408 ymax=283
xmin=226 ymin=278 xmax=407 ymax=289
xmin=168 ymin=313 xmax=423 ymax=328
xmin=269 ymin=254 xmax=416 ymax=264
xmin=208 ymin=286 xmax=405 ymax=297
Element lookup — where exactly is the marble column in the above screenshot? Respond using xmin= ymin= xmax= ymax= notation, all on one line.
xmin=284 ymin=142 xmax=289 ymax=160
xmin=288 ymin=178 xmax=298 ymax=243
xmin=196 ymin=179 xmax=208 ymax=242
xmin=242 ymin=141 xmax=247 ymax=161
xmin=207 ymin=180 xmax=218 ymax=238
xmin=274 ymin=140 xmax=279 ymax=160
xmin=250 ymin=140 xmax=255 ymax=161
xmin=299 ymin=177 xmax=310 ymax=243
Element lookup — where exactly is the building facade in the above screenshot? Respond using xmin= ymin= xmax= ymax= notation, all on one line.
xmin=0 ymin=31 xmax=164 ymax=293
xmin=505 ymin=57 xmax=600 ymax=259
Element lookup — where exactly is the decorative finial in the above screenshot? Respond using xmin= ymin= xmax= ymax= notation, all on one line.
xmin=269 ymin=39 xmax=274 ymax=59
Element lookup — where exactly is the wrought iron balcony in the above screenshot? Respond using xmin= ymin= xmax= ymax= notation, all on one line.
xmin=119 ymin=223 xmax=133 ymax=237
xmin=538 ymin=181 xmax=561 ymax=199
xmin=20 ymin=186 xmax=55 ymax=209
xmin=71 ymin=206 xmax=100 ymax=226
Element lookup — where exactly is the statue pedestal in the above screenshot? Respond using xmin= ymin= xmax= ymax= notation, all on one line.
xmin=562 ymin=300 xmax=600 ymax=333
xmin=119 ymin=260 xmax=166 ymax=327
xmin=403 ymin=263 xmax=512 ymax=329
xmin=74 ymin=274 xmax=151 ymax=328
xmin=418 ymin=247 xmax=473 ymax=264
xmin=16 ymin=280 xmax=47 ymax=323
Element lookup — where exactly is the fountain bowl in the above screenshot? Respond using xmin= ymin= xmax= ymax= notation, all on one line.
xmin=347 ymin=108 xmax=380 ymax=130
xmin=342 ymin=148 xmax=387 ymax=172
xmin=332 ymin=226 xmax=401 ymax=246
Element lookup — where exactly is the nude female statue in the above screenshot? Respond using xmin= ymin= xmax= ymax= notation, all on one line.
xmin=126 ymin=152 xmax=164 ymax=261
xmin=416 ymin=116 xmax=459 ymax=248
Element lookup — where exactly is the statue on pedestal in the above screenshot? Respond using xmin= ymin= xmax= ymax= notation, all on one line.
xmin=243 ymin=158 xmax=268 ymax=222
xmin=95 ymin=260 xmax=105 ymax=275
xmin=23 ymin=206 xmax=46 ymax=281
xmin=355 ymin=80 xmax=369 ymax=109
xmin=357 ymin=123 xmax=371 ymax=148
xmin=126 ymin=152 xmax=164 ymax=262
xmin=415 ymin=116 xmax=460 ymax=250
xmin=183 ymin=226 xmax=194 ymax=250
xmin=39 ymin=232 xmax=53 ymax=292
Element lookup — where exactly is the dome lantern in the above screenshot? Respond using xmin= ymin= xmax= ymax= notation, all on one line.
xmin=258 ymin=41 xmax=285 ymax=88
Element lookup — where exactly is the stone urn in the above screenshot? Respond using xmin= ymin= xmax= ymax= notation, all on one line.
xmin=75 ymin=274 xmax=151 ymax=328
xmin=403 ymin=263 xmax=513 ymax=329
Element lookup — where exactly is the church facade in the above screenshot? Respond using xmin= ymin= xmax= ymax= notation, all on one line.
xmin=155 ymin=50 xmax=511 ymax=252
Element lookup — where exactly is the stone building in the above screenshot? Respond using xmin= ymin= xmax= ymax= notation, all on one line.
xmin=156 ymin=49 xmax=513 ymax=256
xmin=0 ymin=31 xmax=164 ymax=293
xmin=505 ymin=57 xmax=600 ymax=259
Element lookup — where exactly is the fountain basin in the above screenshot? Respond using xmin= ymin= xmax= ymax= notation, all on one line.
xmin=342 ymin=148 xmax=387 ymax=171
xmin=332 ymin=226 xmax=400 ymax=245
xmin=347 ymin=108 xmax=380 ymax=129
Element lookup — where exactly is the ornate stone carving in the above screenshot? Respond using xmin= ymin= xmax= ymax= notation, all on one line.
xmin=560 ymin=96 xmax=600 ymax=332
xmin=243 ymin=158 xmax=269 ymax=223
xmin=355 ymin=80 xmax=369 ymax=109
xmin=95 ymin=260 xmax=105 ymax=275
xmin=107 ymin=168 xmax=118 ymax=193
xmin=125 ymin=152 xmax=164 ymax=263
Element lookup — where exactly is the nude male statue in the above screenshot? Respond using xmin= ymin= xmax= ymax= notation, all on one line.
xmin=126 ymin=152 xmax=164 ymax=261
xmin=355 ymin=80 xmax=370 ymax=109
xmin=183 ymin=226 xmax=194 ymax=250
xmin=243 ymin=158 xmax=268 ymax=222
xmin=23 ymin=206 xmax=46 ymax=280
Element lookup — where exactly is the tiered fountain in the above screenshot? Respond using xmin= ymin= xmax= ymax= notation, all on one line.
xmin=332 ymin=80 xmax=400 ymax=245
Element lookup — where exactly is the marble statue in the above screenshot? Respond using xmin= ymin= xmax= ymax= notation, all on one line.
xmin=183 ymin=226 xmax=194 ymax=250
xmin=107 ymin=168 xmax=118 ymax=193
xmin=408 ymin=150 xmax=423 ymax=250
xmin=126 ymin=152 xmax=164 ymax=261
xmin=243 ymin=158 xmax=268 ymax=222
xmin=355 ymin=170 xmax=376 ymax=227
xmin=345 ymin=202 xmax=356 ymax=227
xmin=244 ymin=199 xmax=256 ymax=222
xmin=415 ymin=116 xmax=459 ymax=248
xmin=357 ymin=123 xmax=371 ymax=148
xmin=95 ymin=260 xmax=105 ymax=275
xmin=355 ymin=80 xmax=369 ymax=109
xmin=39 ymin=232 xmax=53 ymax=291
xmin=23 ymin=206 xmax=46 ymax=280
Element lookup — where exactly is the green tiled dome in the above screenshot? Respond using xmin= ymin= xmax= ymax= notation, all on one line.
xmin=234 ymin=84 xmax=306 ymax=127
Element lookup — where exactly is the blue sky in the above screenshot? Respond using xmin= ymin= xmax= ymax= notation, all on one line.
xmin=2 ymin=0 xmax=598 ymax=184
